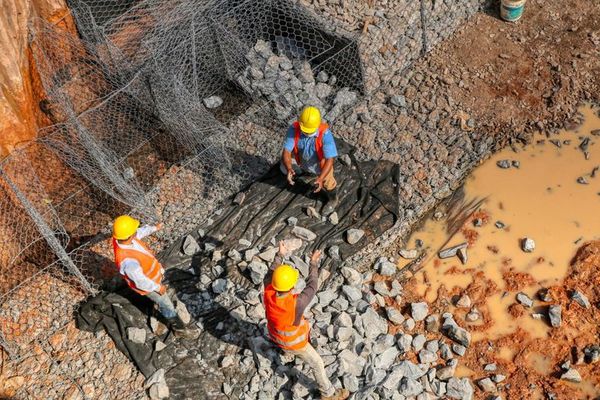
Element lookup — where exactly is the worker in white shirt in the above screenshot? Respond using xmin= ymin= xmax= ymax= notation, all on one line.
xmin=112 ymin=215 xmax=195 ymax=336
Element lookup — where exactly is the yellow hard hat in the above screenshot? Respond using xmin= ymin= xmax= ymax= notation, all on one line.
xmin=272 ymin=264 xmax=299 ymax=292
xmin=299 ymin=106 xmax=321 ymax=134
xmin=113 ymin=215 xmax=140 ymax=240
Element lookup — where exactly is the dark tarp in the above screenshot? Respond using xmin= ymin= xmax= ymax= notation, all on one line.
xmin=76 ymin=141 xmax=400 ymax=398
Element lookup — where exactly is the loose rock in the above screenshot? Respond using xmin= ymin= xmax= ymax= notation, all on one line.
xmin=548 ymin=305 xmax=562 ymax=327
xmin=346 ymin=228 xmax=365 ymax=244
xmin=182 ymin=235 xmax=201 ymax=256
xmin=521 ymin=237 xmax=535 ymax=252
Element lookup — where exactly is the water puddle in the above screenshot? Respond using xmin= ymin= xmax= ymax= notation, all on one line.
xmin=401 ymin=105 xmax=600 ymax=340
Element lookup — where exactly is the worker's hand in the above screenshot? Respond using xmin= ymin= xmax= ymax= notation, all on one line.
xmin=278 ymin=240 xmax=289 ymax=257
xmin=310 ymin=249 xmax=322 ymax=264
xmin=287 ymin=169 xmax=296 ymax=186
xmin=158 ymin=284 xmax=167 ymax=295
xmin=313 ymin=177 xmax=324 ymax=193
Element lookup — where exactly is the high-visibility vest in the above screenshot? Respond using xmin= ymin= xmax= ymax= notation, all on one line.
xmin=112 ymin=238 xmax=163 ymax=295
xmin=292 ymin=121 xmax=329 ymax=168
xmin=264 ymin=283 xmax=310 ymax=350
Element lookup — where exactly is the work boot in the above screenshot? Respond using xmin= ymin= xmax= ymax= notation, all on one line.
xmin=321 ymin=188 xmax=339 ymax=216
xmin=167 ymin=317 xmax=200 ymax=340
xmin=321 ymin=388 xmax=349 ymax=400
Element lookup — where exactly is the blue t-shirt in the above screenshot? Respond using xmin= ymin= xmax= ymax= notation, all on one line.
xmin=283 ymin=125 xmax=338 ymax=174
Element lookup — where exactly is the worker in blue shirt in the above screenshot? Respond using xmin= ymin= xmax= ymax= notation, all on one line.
xmin=281 ymin=106 xmax=339 ymax=215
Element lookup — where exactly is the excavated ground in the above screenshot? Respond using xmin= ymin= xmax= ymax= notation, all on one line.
xmin=2 ymin=0 xmax=600 ymax=398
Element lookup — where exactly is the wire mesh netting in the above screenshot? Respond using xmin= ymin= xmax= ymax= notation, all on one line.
xmin=0 ymin=0 xmax=366 ymax=365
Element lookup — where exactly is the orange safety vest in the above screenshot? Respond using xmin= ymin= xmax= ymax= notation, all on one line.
xmin=264 ymin=283 xmax=310 ymax=350
xmin=112 ymin=238 xmax=163 ymax=296
xmin=292 ymin=121 xmax=329 ymax=168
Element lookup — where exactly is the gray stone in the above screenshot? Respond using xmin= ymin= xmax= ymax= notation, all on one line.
xmin=396 ymin=360 xmax=426 ymax=380
xmin=521 ymin=237 xmax=535 ymax=252
xmin=339 ymin=154 xmax=352 ymax=166
xmin=571 ymin=290 xmax=591 ymax=308
xmin=431 ymin=380 xmax=447 ymax=397
xmin=342 ymin=285 xmax=362 ymax=302
xmin=145 ymin=368 xmax=166 ymax=389
xmin=390 ymin=95 xmax=407 ymax=108
xmin=455 ymin=295 xmax=471 ymax=308
xmin=403 ymin=317 xmax=416 ymax=331
xmin=328 ymin=245 xmax=340 ymax=260
xmin=148 ymin=383 xmax=169 ymax=400
xmin=538 ymin=288 xmax=553 ymax=302
xmin=441 ymin=316 xmax=471 ymax=347
xmin=286 ymin=216 xmax=298 ymax=226
xmin=492 ymin=374 xmax=506 ymax=383
xmin=465 ymin=308 xmax=481 ymax=322
xmin=399 ymin=377 xmax=423 ymax=397
xmin=155 ymin=341 xmax=166 ymax=352
xmin=496 ymin=160 xmax=511 ymax=169
xmin=346 ymin=228 xmax=365 ymax=244
xmin=338 ymin=349 xmax=365 ymax=376
xmin=228 ymin=249 xmax=242 ymax=262
xmin=425 ymin=314 xmax=440 ymax=332
xmin=457 ymin=247 xmax=468 ymax=265
xmin=399 ymin=248 xmax=418 ymax=259
xmin=561 ymin=368 xmax=582 ymax=383
xmin=258 ymin=247 xmax=277 ymax=263
xmin=127 ymin=327 xmax=146 ymax=344
xmin=516 ymin=292 xmax=533 ymax=308
xmin=436 ymin=364 xmax=456 ymax=380
xmin=376 ymin=347 xmax=400 ymax=369
xmin=425 ymin=340 xmax=439 ymax=353
xmin=438 ymin=242 xmax=468 ymax=259
xmin=233 ymin=192 xmax=245 ymax=205
xmin=411 ymin=302 xmax=429 ymax=321
xmin=374 ymin=281 xmax=390 ymax=296
xmin=397 ymin=333 xmax=413 ymax=353
xmin=495 ymin=221 xmax=506 ymax=229
xmin=306 ymin=206 xmax=320 ymax=219
xmin=361 ymin=307 xmax=388 ymax=339
xmin=548 ymin=305 xmax=562 ymax=327
xmin=248 ymin=261 xmax=268 ymax=285
xmin=220 ymin=355 xmax=235 ymax=368
xmin=239 ymin=238 xmax=252 ymax=247
xmin=452 ymin=344 xmax=466 ymax=356
xmin=386 ymin=307 xmax=405 ymax=325
xmin=584 ymin=345 xmax=600 ymax=363
xmin=203 ymin=95 xmax=223 ymax=109
xmin=318 ymin=290 xmax=336 ymax=306
xmin=446 ymin=377 xmax=474 ymax=400
xmin=281 ymin=238 xmax=303 ymax=252
xmin=244 ymin=248 xmax=259 ymax=262
xmin=182 ymin=235 xmax=201 ymax=256
xmin=419 ymin=350 xmax=438 ymax=364
xmin=292 ymin=226 xmax=317 ymax=241
xmin=212 ymin=278 xmax=227 ymax=294
xmin=375 ymin=257 xmax=396 ymax=276
xmin=341 ymin=267 xmax=362 ymax=287
xmin=477 ymin=377 xmax=495 ymax=392
xmin=291 ymin=256 xmax=309 ymax=277
xmin=328 ymin=212 xmax=339 ymax=225
xmin=440 ymin=343 xmax=453 ymax=360
xmin=343 ymin=374 xmax=359 ymax=392
xmin=382 ymin=365 xmax=404 ymax=390
xmin=412 ymin=334 xmax=426 ymax=352
xmin=175 ymin=300 xmax=191 ymax=324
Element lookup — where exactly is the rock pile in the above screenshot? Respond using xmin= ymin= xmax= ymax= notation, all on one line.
xmin=237 ymin=40 xmax=359 ymax=123
xmin=178 ymin=236 xmax=476 ymax=399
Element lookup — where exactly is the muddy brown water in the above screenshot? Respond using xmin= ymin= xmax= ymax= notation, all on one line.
xmin=399 ymin=105 xmax=600 ymax=341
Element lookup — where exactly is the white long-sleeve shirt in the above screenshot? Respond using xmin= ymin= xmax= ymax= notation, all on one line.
xmin=117 ymin=225 xmax=163 ymax=293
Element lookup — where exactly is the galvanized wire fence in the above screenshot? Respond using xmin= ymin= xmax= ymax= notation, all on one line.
xmin=0 ymin=0 xmax=486 ymax=396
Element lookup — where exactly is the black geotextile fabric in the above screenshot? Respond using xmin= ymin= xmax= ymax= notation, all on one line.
xmin=162 ymin=140 xmax=400 ymax=273
xmin=76 ymin=141 xmax=400 ymax=397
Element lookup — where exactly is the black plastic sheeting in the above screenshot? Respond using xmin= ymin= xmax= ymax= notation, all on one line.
xmin=162 ymin=140 xmax=400 ymax=273
xmin=76 ymin=141 xmax=400 ymax=398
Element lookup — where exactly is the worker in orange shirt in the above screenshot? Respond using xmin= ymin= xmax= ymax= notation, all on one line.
xmin=263 ymin=241 xmax=349 ymax=400
xmin=112 ymin=215 xmax=195 ymax=337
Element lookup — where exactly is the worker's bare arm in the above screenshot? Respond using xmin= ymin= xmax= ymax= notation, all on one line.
xmin=136 ymin=224 xmax=162 ymax=239
xmin=314 ymin=158 xmax=334 ymax=193
xmin=282 ymin=150 xmax=295 ymax=185
xmin=293 ymin=250 xmax=321 ymax=325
